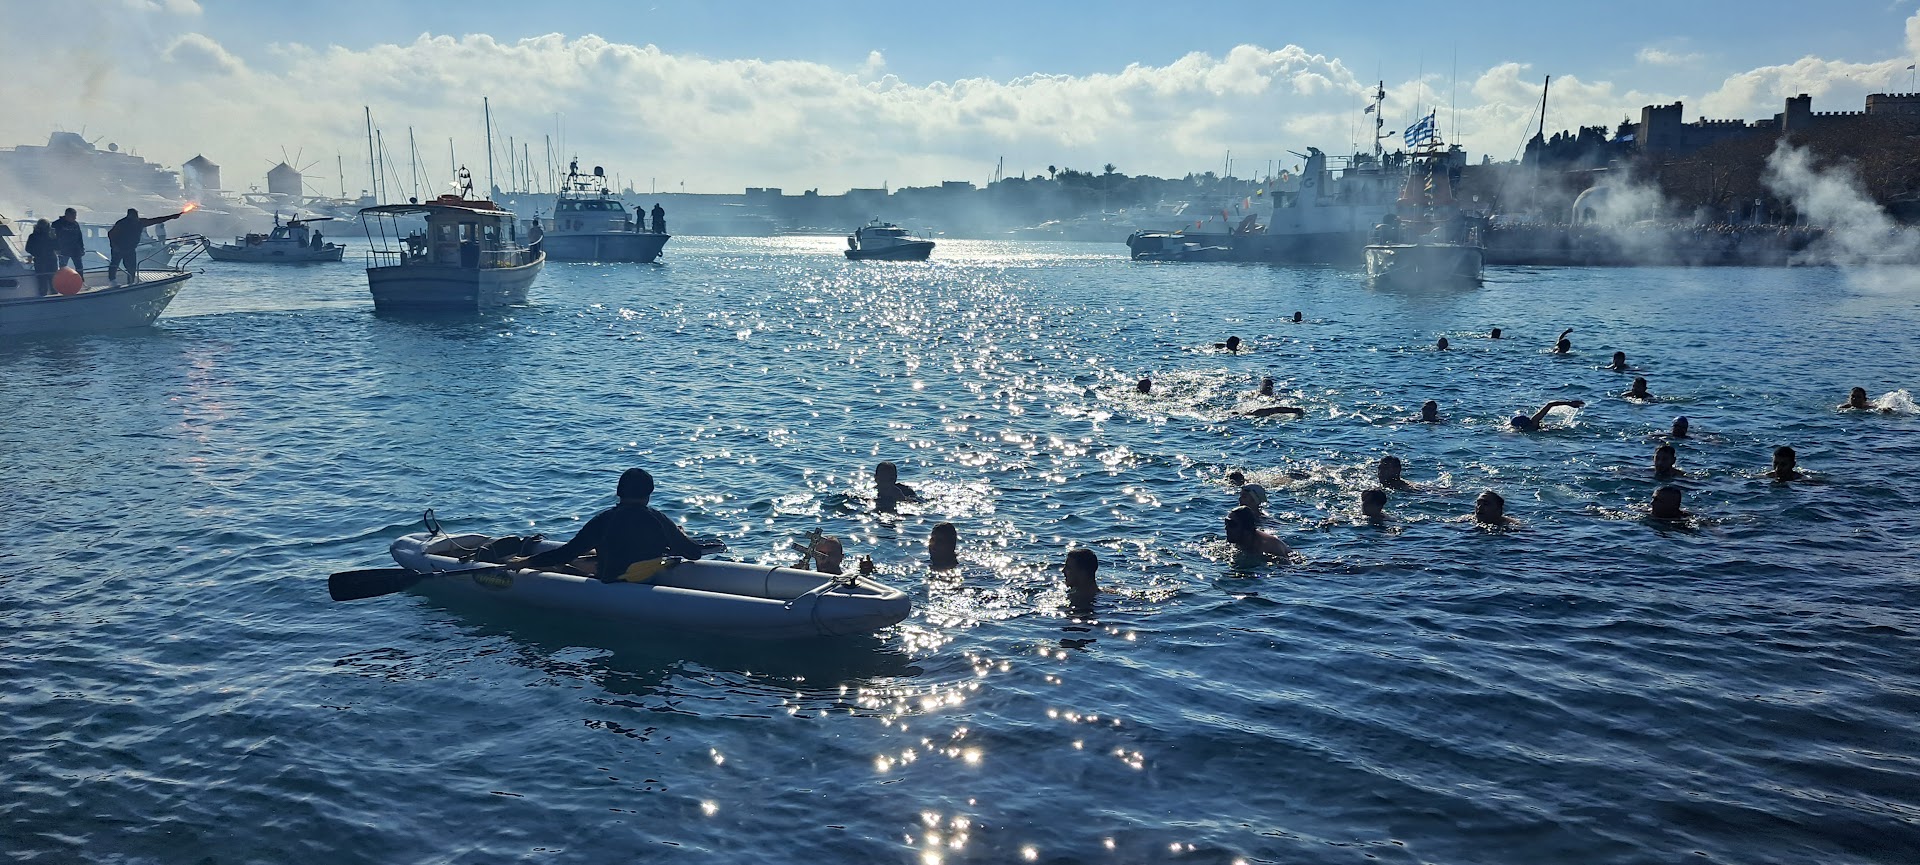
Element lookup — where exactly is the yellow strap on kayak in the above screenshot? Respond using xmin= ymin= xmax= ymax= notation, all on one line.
xmin=619 ymin=556 xmax=680 ymax=583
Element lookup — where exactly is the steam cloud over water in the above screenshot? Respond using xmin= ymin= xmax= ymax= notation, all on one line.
xmin=1763 ymin=142 xmax=1920 ymax=272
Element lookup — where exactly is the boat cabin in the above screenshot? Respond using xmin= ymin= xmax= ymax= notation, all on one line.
xmin=359 ymin=196 xmax=534 ymax=270
xmin=551 ymin=197 xmax=636 ymax=233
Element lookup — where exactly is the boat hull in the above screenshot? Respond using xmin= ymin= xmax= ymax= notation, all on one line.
xmin=389 ymin=532 xmax=912 ymax=640
xmin=1364 ymin=243 xmax=1484 ymax=287
xmin=1128 ymin=229 xmax=1370 ymax=264
xmin=207 ymin=244 xmax=345 ymax=263
xmin=845 ymin=241 xmax=934 ymax=261
xmin=366 ymin=253 xmax=545 ymax=312
xmin=542 ymin=232 xmax=670 ymax=263
xmin=0 ymin=270 xmax=191 ymax=338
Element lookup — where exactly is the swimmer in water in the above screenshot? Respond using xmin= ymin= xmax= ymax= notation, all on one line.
xmin=1653 ymin=443 xmax=1684 ymax=478
xmin=1609 ymin=351 xmax=1628 ymax=372
xmin=1377 ymin=456 xmax=1415 ymax=491
xmin=1650 ymin=486 xmax=1688 ymax=521
xmin=1489 ymin=327 xmax=1502 ymax=339
xmin=1509 ymin=399 xmax=1586 ymax=431
xmin=1670 ymin=416 xmax=1690 ymax=438
xmin=1436 ymin=336 xmax=1450 ymax=351
xmin=1238 ymin=378 xmax=1304 ymax=417
xmin=1292 ymin=311 xmax=1303 ymax=323
xmin=1215 ymin=336 xmax=1243 ymax=353
xmin=928 ymin=522 xmax=959 ymax=571
xmin=1839 ymin=387 xmax=1877 ymax=411
xmin=1419 ymin=400 xmax=1441 ymax=423
xmin=1136 ymin=377 xmax=1151 ymax=394
xmin=1226 ymin=470 xmax=1247 ymax=487
xmin=1225 ymin=505 xmax=1291 ymax=557
xmin=792 ymin=534 xmax=874 ymax=576
xmin=1473 ymin=490 xmax=1513 ymax=526
xmin=875 ymin=461 xmax=920 ymax=511
xmin=1062 ymin=548 xmax=1099 ymax=609
xmin=1238 ymin=483 xmax=1269 ymax=512
xmin=1360 ymin=488 xmax=1388 ymax=523
xmin=1623 ymin=377 xmax=1652 ymax=401
xmin=1552 ymin=327 xmax=1573 ymax=354
xmin=1770 ymin=446 xmax=1804 ymax=482
xmin=1258 ymin=376 xmax=1276 ymax=397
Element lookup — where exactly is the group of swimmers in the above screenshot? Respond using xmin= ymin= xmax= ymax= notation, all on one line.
xmin=1193 ymin=320 xmax=1877 ymax=558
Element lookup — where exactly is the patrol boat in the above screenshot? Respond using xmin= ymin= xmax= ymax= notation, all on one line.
xmin=538 ymin=161 xmax=669 ymax=263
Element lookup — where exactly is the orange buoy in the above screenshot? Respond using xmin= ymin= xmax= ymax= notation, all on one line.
xmin=52 ymin=267 xmax=83 ymax=296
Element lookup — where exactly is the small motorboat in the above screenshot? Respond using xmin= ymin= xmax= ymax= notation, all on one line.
xmin=0 ymin=220 xmax=204 ymax=338
xmin=207 ymin=214 xmax=345 ymax=263
xmin=845 ymin=219 xmax=934 ymax=261
xmin=356 ymin=174 xmax=544 ymax=312
xmin=372 ymin=530 xmax=912 ymax=640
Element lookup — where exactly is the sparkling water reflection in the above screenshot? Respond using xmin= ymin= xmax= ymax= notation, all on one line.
xmin=2 ymin=238 xmax=1918 ymax=863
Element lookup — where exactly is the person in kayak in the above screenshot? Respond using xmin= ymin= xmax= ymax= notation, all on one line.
xmin=503 ymin=468 xmax=704 ymax=581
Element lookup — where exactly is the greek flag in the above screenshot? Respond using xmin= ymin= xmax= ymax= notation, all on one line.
xmin=1404 ymin=112 xmax=1438 ymax=147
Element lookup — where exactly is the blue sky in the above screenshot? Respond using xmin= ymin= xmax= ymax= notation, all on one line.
xmin=2 ymin=1 xmax=1916 ymax=194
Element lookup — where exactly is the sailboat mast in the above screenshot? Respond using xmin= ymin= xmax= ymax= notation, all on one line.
xmin=484 ymin=96 xmax=496 ymax=199
xmin=364 ymin=106 xmax=377 ymax=204
xmin=337 ymin=154 xmax=345 ymax=199
xmin=408 ymin=126 xmax=419 ymax=203
xmin=1538 ymin=76 xmax=1551 ymax=141
xmin=1372 ymin=81 xmax=1387 ymax=160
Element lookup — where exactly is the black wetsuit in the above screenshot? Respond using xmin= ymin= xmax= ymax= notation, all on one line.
xmin=519 ymin=502 xmax=703 ymax=582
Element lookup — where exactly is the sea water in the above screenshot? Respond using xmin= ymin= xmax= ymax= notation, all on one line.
xmin=3 ymin=237 xmax=1918 ymax=864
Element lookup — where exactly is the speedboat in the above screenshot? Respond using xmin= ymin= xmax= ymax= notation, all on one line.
xmin=207 ymin=214 xmax=344 ymax=263
xmin=1125 ymin=231 xmax=1232 ymax=262
xmin=845 ymin=220 xmax=934 ymax=261
xmin=0 ymin=220 xmax=202 ymax=338
xmin=539 ymin=161 xmax=669 ymax=263
xmin=381 ymin=530 xmax=912 ymax=640
xmin=357 ymin=184 xmax=544 ymax=312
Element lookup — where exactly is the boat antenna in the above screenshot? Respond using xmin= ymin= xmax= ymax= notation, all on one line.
xmin=1371 ymin=81 xmax=1387 ymax=160
xmin=483 ymin=96 xmax=496 ymax=199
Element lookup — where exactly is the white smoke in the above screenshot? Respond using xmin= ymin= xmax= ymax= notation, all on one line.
xmin=1762 ymin=141 xmax=1920 ymax=274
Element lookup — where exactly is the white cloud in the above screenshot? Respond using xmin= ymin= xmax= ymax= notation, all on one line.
xmin=2 ymin=12 xmax=1916 ymax=195
xmin=1636 ymin=47 xmax=1703 ymax=67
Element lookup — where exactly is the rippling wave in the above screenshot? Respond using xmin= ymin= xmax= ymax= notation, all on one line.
xmin=3 ymin=239 xmax=1917 ymax=863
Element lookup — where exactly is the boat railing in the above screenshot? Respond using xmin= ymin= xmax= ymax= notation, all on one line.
xmin=365 ymin=247 xmax=531 ymax=269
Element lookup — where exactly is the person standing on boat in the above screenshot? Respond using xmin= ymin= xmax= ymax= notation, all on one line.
xmin=25 ymin=219 xmax=58 ymax=295
xmin=527 ymin=217 xmax=544 ymax=257
xmin=651 ymin=203 xmax=666 ymax=234
xmin=106 ymin=208 xmax=182 ymax=284
xmin=502 ymin=468 xmax=706 ymax=582
xmin=53 ymin=208 xmax=85 ymax=271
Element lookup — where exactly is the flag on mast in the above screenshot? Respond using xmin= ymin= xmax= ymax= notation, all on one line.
xmin=1404 ymin=112 xmax=1438 ymax=147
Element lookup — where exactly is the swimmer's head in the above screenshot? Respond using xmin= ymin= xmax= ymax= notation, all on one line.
xmin=1651 ymin=486 xmax=1685 ymax=520
xmin=1849 ymin=386 xmax=1869 ymax=408
xmin=1473 ymin=490 xmax=1506 ymax=524
xmin=1555 ymin=337 xmax=1571 ymax=353
xmin=1612 ymin=351 xmax=1626 ymax=368
xmin=928 ymin=522 xmax=958 ymax=562
xmin=1772 ymin=446 xmax=1797 ymax=476
xmin=1238 ymin=483 xmax=1268 ymax=508
xmin=1629 ymin=377 xmax=1650 ymax=396
xmin=1489 ymin=327 xmax=1502 ymax=339
xmin=1377 ymin=455 xmax=1403 ymax=483
xmin=812 ymin=535 xmax=846 ymax=572
xmin=1224 ymin=336 xmax=1242 ymax=352
xmin=1654 ymin=444 xmax=1677 ymax=472
xmin=1226 ymin=470 xmax=1247 ymax=486
xmin=1224 ymin=505 xmax=1258 ymax=543
xmin=1672 ymin=416 xmax=1690 ymax=437
xmin=1436 ymin=337 xmax=1449 ymax=350
xmin=1360 ymin=488 xmax=1387 ymax=519
xmin=875 ymin=461 xmax=899 ymax=485
xmin=1292 ymin=311 xmax=1303 ymax=323
xmin=1136 ymin=377 xmax=1151 ymax=394
xmin=1421 ymin=400 xmax=1439 ymax=422
xmin=1259 ymin=376 xmax=1275 ymax=396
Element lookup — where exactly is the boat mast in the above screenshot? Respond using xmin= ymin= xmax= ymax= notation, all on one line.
xmin=1371 ymin=81 xmax=1387 ymax=160
xmin=1537 ymin=76 xmax=1551 ymax=142
xmin=408 ymin=126 xmax=419 ymax=203
xmin=483 ymin=96 xmax=496 ymax=199
xmin=337 ymin=154 xmax=345 ymax=199
xmin=364 ymin=106 xmax=378 ymax=204
xmin=508 ymin=135 xmax=517 ymax=193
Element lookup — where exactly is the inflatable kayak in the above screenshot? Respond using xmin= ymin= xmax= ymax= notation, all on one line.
xmin=385 ymin=531 xmax=911 ymax=639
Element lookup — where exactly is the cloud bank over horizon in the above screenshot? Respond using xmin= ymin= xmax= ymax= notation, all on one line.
xmin=4 ymin=4 xmax=1917 ymax=198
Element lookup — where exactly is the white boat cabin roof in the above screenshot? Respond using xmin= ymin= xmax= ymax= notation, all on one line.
xmin=555 ymin=198 xmax=626 ymax=213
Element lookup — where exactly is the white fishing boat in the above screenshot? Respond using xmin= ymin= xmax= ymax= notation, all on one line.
xmin=206 ymin=214 xmax=344 ymax=263
xmin=845 ymin=219 xmax=934 ymax=261
xmin=538 ymin=161 xmax=669 ymax=263
xmin=357 ymin=183 xmax=543 ymax=312
xmin=0 ymin=221 xmax=201 ymax=338
xmin=1363 ymin=116 xmax=1485 ymax=288
xmin=379 ymin=531 xmax=912 ymax=640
